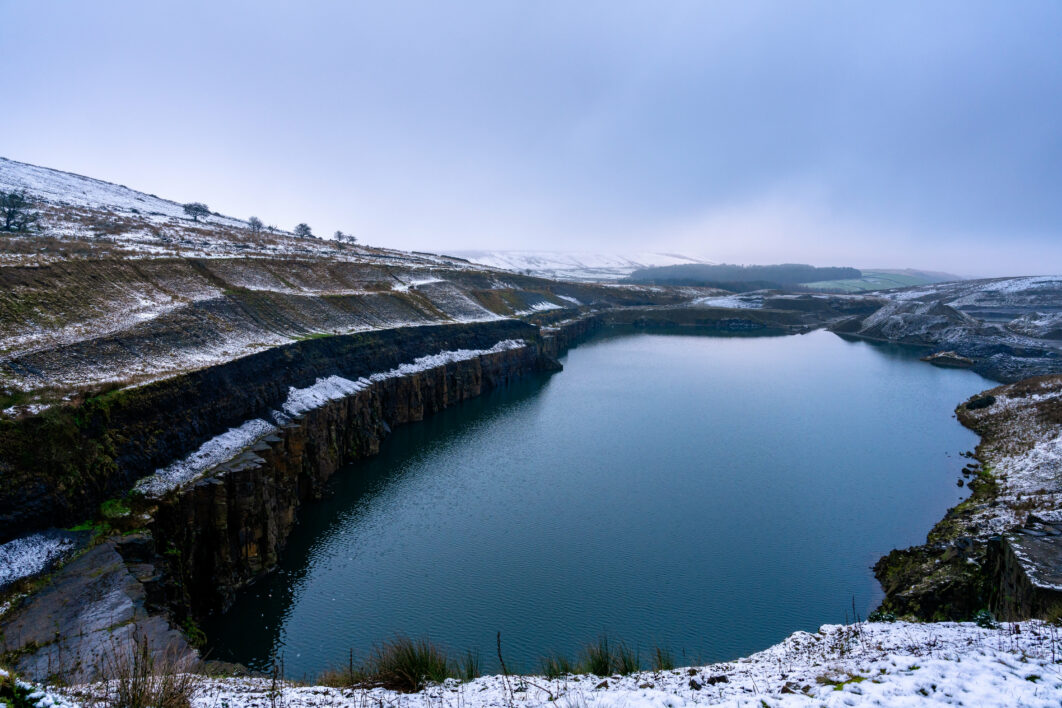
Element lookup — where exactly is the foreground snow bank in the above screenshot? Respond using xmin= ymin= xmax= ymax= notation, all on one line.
xmin=62 ymin=620 xmax=1061 ymax=707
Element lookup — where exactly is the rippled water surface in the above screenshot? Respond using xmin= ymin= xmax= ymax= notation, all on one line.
xmin=207 ymin=329 xmax=990 ymax=677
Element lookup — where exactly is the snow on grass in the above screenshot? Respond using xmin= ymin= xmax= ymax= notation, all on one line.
xmin=1 ymin=667 xmax=81 ymax=708
xmin=976 ymin=275 xmax=1062 ymax=295
xmin=0 ymin=531 xmax=78 ymax=588
xmin=880 ymin=275 xmax=1062 ymax=310
xmin=135 ymin=341 xmax=527 ymax=497
xmin=134 ymin=418 xmax=278 ymax=498
xmin=513 ymin=301 xmax=563 ymax=316
xmin=0 ymin=157 xmax=246 ymax=231
xmin=956 ymin=381 xmax=1062 ymax=536
xmin=0 ymin=158 xmax=492 ymax=272
xmin=691 ymin=294 xmax=763 ymax=309
xmin=415 ymin=281 xmax=507 ymax=322
xmin=65 ymin=620 xmax=1059 ymax=708
xmin=452 ymin=250 xmax=713 ymax=281
xmin=392 ymin=277 xmax=445 ymax=292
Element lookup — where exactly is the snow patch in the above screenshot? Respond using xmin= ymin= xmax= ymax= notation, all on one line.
xmin=454 ymin=250 xmax=713 ymax=282
xmin=514 ymin=301 xmax=562 ymax=316
xmin=134 ymin=418 xmax=278 ymax=497
xmin=691 ymin=294 xmax=763 ymax=309
xmin=279 ymin=376 xmax=368 ymax=419
xmin=392 ymin=277 xmax=445 ymax=292
xmin=0 ymin=531 xmax=78 ymax=587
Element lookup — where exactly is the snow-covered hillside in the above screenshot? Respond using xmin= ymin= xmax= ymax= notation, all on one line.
xmin=452 ymin=250 xmax=714 ymax=281
xmin=0 ymin=156 xmax=480 ymax=267
xmin=0 ymin=157 xmax=247 ymax=229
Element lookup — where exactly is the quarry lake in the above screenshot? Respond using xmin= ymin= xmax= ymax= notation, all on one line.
xmin=206 ymin=328 xmax=990 ymax=677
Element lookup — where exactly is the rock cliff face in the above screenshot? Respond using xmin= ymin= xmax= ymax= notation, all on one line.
xmin=987 ymin=522 xmax=1062 ymax=620
xmin=150 ymin=339 xmax=556 ymax=616
xmin=874 ymin=376 xmax=1062 ymax=622
xmin=0 ymin=319 xmax=545 ymax=542
xmin=829 ymin=281 xmax=1062 ymax=383
xmin=0 ymin=536 xmax=191 ymax=683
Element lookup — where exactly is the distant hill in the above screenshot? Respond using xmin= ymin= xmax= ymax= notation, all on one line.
xmin=451 ymin=250 xmax=714 ymax=281
xmin=626 ymin=263 xmax=861 ymax=292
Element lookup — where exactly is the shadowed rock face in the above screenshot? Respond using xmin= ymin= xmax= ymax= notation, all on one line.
xmin=151 ymin=341 xmax=555 ymax=616
xmin=875 ymin=375 xmax=1062 ymax=622
xmin=0 ymin=320 xmax=548 ymax=542
xmin=988 ymin=516 xmax=1062 ymax=620
xmin=0 ymin=539 xmax=192 ymax=683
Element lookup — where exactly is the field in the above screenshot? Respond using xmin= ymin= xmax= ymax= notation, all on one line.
xmin=803 ymin=269 xmax=961 ymax=292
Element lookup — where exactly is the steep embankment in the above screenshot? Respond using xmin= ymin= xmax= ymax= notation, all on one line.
xmin=0 ymin=327 xmax=558 ymax=681
xmin=830 ymin=276 xmax=1062 ymax=382
xmin=0 ymin=256 xmax=693 ymax=402
xmin=875 ymin=375 xmax=1062 ymax=620
xmin=0 ymin=320 xmax=548 ymax=542
xmin=0 ymin=156 xmax=702 ymax=410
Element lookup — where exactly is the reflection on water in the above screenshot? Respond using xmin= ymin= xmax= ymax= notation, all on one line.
xmin=206 ymin=329 xmax=990 ymax=678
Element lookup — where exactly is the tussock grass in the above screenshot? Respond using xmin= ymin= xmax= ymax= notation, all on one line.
xmin=89 ymin=631 xmax=197 ymax=708
xmin=369 ymin=637 xmax=452 ymax=691
xmin=318 ymin=637 xmax=479 ymax=693
xmin=458 ymin=650 xmax=480 ymax=682
xmin=540 ymin=653 xmax=575 ymax=679
xmin=652 ymin=646 xmax=675 ymax=671
xmin=579 ymin=637 xmax=641 ymax=677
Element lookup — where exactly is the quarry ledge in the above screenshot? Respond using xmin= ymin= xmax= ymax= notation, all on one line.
xmin=1 ymin=323 xmax=561 ymax=680
xmin=149 ymin=334 xmax=558 ymax=619
xmin=5 ymin=304 xmax=1062 ymax=683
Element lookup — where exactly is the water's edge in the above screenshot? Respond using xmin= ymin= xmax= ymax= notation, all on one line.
xmin=0 ymin=310 xmax=1001 ymax=682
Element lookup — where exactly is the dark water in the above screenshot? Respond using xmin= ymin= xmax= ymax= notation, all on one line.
xmin=206 ymin=329 xmax=990 ymax=677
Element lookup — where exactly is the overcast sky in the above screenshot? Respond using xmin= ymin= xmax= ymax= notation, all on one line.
xmin=2 ymin=1 xmax=1060 ymax=275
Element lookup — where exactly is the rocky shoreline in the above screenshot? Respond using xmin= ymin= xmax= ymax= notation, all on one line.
xmin=3 ymin=293 xmax=1062 ymax=686
xmin=874 ymin=374 xmax=1062 ymax=621
xmin=0 ymin=325 xmax=561 ymax=680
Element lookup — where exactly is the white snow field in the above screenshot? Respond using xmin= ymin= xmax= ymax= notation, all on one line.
xmin=47 ymin=620 xmax=1062 ymax=707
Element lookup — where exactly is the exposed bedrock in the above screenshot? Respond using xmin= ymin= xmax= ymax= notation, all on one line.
xmin=830 ymin=298 xmax=1062 ymax=383
xmin=874 ymin=376 xmax=1062 ymax=622
xmin=0 ymin=319 xmax=546 ymax=542
xmin=987 ymin=521 xmax=1062 ymax=620
xmin=151 ymin=341 xmax=554 ymax=616
xmin=0 ymin=536 xmax=192 ymax=683
xmin=152 ymin=308 xmax=815 ymax=619
xmin=537 ymin=304 xmax=829 ymax=358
